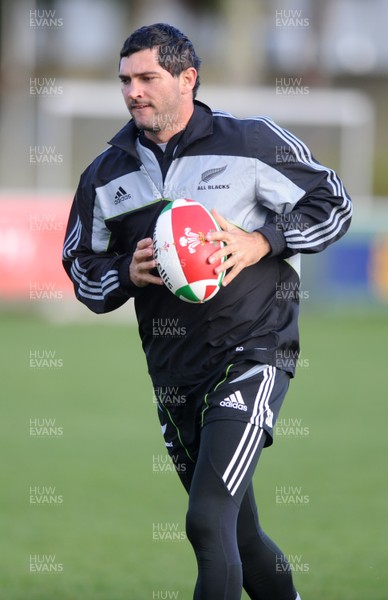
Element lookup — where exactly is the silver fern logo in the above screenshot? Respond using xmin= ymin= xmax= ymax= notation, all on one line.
xmin=198 ymin=165 xmax=230 ymax=191
xmin=199 ymin=165 xmax=227 ymax=184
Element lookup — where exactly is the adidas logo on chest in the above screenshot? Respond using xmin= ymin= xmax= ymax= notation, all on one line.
xmin=114 ymin=186 xmax=132 ymax=204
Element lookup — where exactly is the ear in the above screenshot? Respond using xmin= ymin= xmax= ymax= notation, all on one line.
xmin=180 ymin=67 xmax=197 ymax=95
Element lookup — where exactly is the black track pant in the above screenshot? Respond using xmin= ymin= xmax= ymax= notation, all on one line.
xmin=182 ymin=420 xmax=296 ymax=600
xmin=156 ymin=363 xmax=298 ymax=599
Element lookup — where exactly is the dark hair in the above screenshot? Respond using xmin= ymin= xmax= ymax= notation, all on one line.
xmin=120 ymin=23 xmax=201 ymax=98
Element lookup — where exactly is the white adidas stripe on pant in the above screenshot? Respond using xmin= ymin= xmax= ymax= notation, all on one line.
xmin=222 ymin=366 xmax=276 ymax=496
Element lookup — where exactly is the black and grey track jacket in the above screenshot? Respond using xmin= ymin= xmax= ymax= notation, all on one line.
xmin=62 ymin=100 xmax=352 ymax=385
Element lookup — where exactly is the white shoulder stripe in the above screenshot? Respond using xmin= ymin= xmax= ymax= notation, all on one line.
xmin=261 ymin=120 xmax=352 ymax=246
xmin=212 ymin=112 xmax=352 ymax=248
xmin=259 ymin=116 xmax=343 ymax=197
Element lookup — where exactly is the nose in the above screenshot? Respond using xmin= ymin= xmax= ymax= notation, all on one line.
xmin=125 ymin=80 xmax=143 ymax=100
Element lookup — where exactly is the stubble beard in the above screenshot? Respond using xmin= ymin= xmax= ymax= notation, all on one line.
xmin=133 ymin=111 xmax=182 ymax=138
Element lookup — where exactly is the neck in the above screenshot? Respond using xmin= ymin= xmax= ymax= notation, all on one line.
xmin=143 ymin=105 xmax=194 ymax=144
xmin=143 ymin=129 xmax=180 ymax=144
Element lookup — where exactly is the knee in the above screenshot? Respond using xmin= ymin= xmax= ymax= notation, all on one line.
xmin=186 ymin=503 xmax=216 ymax=548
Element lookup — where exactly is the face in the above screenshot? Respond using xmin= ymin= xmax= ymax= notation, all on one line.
xmin=119 ymin=48 xmax=196 ymax=143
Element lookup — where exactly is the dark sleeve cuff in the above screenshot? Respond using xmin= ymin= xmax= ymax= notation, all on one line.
xmin=118 ymin=254 xmax=140 ymax=293
xmin=255 ymin=224 xmax=287 ymax=257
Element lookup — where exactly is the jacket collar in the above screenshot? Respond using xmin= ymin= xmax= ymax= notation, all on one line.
xmin=108 ymin=100 xmax=214 ymax=159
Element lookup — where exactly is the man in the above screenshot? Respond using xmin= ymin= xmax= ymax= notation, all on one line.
xmin=63 ymin=23 xmax=352 ymax=600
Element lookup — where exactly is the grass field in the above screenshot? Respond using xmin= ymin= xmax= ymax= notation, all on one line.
xmin=1 ymin=308 xmax=387 ymax=600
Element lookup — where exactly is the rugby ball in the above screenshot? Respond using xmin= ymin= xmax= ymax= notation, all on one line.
xmin=153 ymin=198 xmax=225 ymax=303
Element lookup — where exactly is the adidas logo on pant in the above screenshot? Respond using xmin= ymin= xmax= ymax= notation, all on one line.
xmin=220 ymin=390 xmax=247 ymax=412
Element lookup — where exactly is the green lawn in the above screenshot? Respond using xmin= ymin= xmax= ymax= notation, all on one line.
xmin=1 ymin=309 xmax=387 ymax=599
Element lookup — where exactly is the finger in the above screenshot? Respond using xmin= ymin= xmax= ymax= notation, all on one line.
xmin=214 ymin=252 xmax=239 ymax=274
xmin=132 ymin=275 xmax=164 ymax=288
xmin=135 ymin=246 xmax=154 ymax=262
xmin=221 ymin=263 xmax=243 ymax=287
xmin=141 ymin=273 xmax=164 ymax=286
xmin=134 ymin=237 xmax=156 ymax=261
xmin=136 ymin=256 xmax=157 ymax=271
xmin=210 ymin=208 xmax=230 ymax=231
xmin=130 ymin=243 xmax=164 ymax=286
xmin=130 ymin=263 xmax=163 ymax=287
xmin=206 ymin=210 xmax=233 ymax=242
xmin=136 ymin=237 xmax=154 ymax=249
xmin=208 ymin=242 xmax=237 ymax=265
xmin=206 ymin=229 xmax=229 ymax=243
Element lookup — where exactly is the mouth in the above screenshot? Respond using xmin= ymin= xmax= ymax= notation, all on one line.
xmin=131 ymin=103 xmax=152 ymax=111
